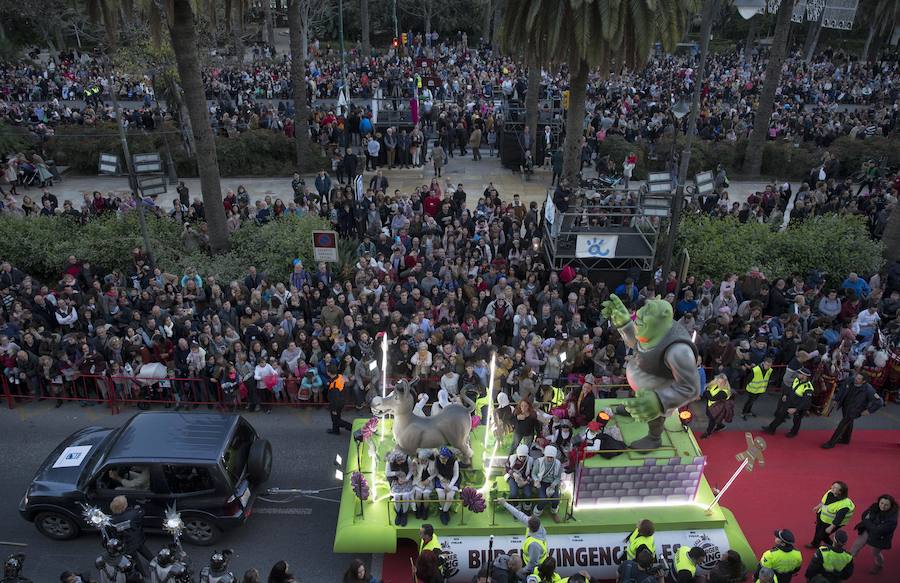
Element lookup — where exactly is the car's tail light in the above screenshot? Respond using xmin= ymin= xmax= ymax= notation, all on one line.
xmin=223 ymin=495 xmax=242 ymax=516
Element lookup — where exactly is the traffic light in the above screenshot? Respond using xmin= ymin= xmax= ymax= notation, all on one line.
xmin=392 ymin=38 xmax=400 ymax=48
xmin=401 ymin=33 xmax=408 ymax=45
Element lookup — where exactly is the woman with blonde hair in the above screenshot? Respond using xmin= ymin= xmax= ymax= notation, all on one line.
xmin=703 ymin=374 xmax=734 ymax=438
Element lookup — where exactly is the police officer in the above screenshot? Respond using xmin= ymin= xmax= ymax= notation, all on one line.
xmin=757 ymin=529 xmax=802 ymax=583
xmin=497 ymin=498 xmax=548 ymax=580
xmin=808 ymin=481 xmax=855 ymax=549
xmin=804 ymin=530 xmax=854 ymax=582
xmin=673 ymin=546 xmax=705 ymax=583
xmin=762 ymin=367 xmax=814 ymax=437
xmin=109 ymin=496 xmax=153 ymax=576
xmin=624 ymin=519 xmax=656 ymax=561
xmin=743 ymin=357 xmax=773 ymax=419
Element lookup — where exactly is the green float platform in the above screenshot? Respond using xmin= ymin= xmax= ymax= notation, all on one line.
xmin=334 ymin=400 xmax=756 ymax=579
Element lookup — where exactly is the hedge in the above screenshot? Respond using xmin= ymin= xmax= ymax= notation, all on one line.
xmin=2 ymin=122 xmax=326 ymax=178
xmin=675 ymin=214 xmax=885 ymax=286
xmin=0 ymin=213 xmax=332 ymax=285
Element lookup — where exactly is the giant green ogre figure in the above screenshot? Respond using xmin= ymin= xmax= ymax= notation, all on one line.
xmin=601 ymin=295 xmax=701 ymax=450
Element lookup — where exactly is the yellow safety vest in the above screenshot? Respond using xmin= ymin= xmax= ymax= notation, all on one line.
xmin=820 ymin=493 xmax=855 ymax=526
xmin=548 ymin=386 xmax=564 ymax=408
xmin=707 ymin=383 xmax=731 ymax=408
xmin=418 ymin=533 xmax=440 ymax=555
xmin=792 ymin=378 xmax=814 ymax=398
xmin=819 ymin=547 xmax=853 ymax=573
xmin=522 ymin=531 xmax=549 ymax=566
xmin=760 ymin=547 xmax=802 ymax=574
xmin=747 ymin=366 xmax=773 ymax=394
xmin=625 ymin=528 xmax=655 ymax=560
xmin=474 ymin=393 xmax=490 ymax=415
xmin=674 ymin=546 xmax=696 ymax=577
xmin=531 ymin=566 xmax=567 ymax=583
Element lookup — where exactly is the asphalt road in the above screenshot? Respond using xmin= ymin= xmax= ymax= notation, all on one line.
xmin=0 ymin=401 xmax=368 ymax=583
xmin=1 ymin=396 xmax=897 ymax=582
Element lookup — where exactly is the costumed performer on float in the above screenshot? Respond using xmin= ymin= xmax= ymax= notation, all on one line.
xmin=601 ymin=295 xmax=701 ymax=450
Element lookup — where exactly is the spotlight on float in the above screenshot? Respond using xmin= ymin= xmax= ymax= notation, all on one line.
xmin=163 ymin=505 xmax=184 ymax=544
xmin=679 ymin=410 xmax=693 ymax=429
xmin=353 ymin=429 xmax=364 ymax=443
xmin=595 ymin=411 xmax=611 ymax=427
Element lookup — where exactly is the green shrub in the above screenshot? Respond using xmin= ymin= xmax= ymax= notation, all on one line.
xmin=45 ymin=124 xmax=326 ymax=178
xmin=595 ymin=136 xmax=648 ymax=179
xmin=676 ymin=214 xmax=884 ymax=284
xmin=0 ymin=213 xmax=330 ymax=285
xmin=828 ymin=136 xmax=900 ymax=178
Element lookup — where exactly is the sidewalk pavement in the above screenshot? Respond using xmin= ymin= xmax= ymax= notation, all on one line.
xmin=41 ymin=155 xmax=774 ymax=210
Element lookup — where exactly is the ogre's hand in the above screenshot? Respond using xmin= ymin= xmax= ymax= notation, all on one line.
xmin=601 ymin=296 xmax=631 ymax=328
xmin=624 ymin=391 xmax=664 ymax=422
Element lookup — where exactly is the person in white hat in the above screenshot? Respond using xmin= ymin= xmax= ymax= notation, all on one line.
xmin=530 ymin=445 xmax=563 ymax=522
xmin=505 ymin=444 xmax=534 ymax=513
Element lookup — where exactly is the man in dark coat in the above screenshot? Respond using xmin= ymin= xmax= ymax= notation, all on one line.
xmin=821 ymin=372 xmax=882 ymax=449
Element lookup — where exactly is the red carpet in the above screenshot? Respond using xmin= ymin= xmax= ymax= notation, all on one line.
xmin=702 ymin=429 xmax=900 ymax=582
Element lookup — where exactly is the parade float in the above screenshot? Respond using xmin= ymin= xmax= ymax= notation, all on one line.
xmin=334 ymin=300 xmax=758 ymax=581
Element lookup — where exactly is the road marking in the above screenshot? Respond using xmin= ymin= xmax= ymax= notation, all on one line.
xmin=253 ymin=507 xmax=313 ymax=516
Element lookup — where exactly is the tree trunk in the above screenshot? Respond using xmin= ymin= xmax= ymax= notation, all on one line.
xmin=742 ymin=0 xmax=794 ymax=176
xmin=744 ymin=15 xmax=758 ymax=61
xmin=99 ymin=0 xmax=118 ymax=48
xmin=168 ymin=0 xmax=229 ymax=252
xmin=360 ymin=0 xmax=371 ymax=57
xmin=561 ymin=60 xmax=588 ymax=185
xmin=264 ymin=0 xmax=276 ymax=48
xmin=233 ymin=0 xmax=245 ymax=63
xmin=883 ymin=203 xmax=900 ymax=263
xmin=481 ymin=0 xmax=492 ymax=45
xmin=662 ymin=0 xmax=719 ymax=278
xmin=300 ymin=0 xmax=310 ymax=62
xmin=803 ymin=8 xmax=824 ymax=62
xmin=862 ymin=23 xmax=877 ymax=61
xmin=225 ymin=0 xmax=232 ymax=33
xmin=289 ymin=0 xmax=313 ymax=168
xmin=524 ymin=60 xmax=540 ymax=154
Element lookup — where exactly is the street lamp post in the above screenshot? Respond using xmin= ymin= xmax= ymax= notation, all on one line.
xmin=660 ymin=102 xmax=689 ymax=282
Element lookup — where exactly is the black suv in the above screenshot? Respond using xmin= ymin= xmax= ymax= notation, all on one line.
xmin=19 ymin=412 xmax=272 ymax=545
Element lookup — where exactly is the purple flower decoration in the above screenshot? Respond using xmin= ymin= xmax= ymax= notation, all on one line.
xmin=351 ymin=471 xmax=370 ymax=501
xmin=470 ymin=415 xmax=481 ymax=429
xmin=460 ymin=487 xmax=486 ymax=513
xmin=361 ymin=417 xmax=379 ymax=441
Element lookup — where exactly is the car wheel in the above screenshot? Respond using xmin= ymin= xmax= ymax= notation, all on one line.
xmin=181 ymin=516 xmax=222 ymax=546
xmin=247 ymin=438 xmax=273 ymax=484
xmin=34 ymin=511 xmax=80 ymax=540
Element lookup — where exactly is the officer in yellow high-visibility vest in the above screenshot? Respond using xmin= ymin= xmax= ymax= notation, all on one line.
xmin=756 ymin=529 xmax=802 ymax=583
xmin=624 ymin=519 xmax=656 ymax=561
xmin=673 ymin=545 xmax=705 ymax=583
xmin=743 ymin=357 xmax=773 ymax=419
xmin=762 ymin=367 xmax=814 ymax=437
xmin=532 ymin=556 xmax=571 ymax=583
xmin=418 ymin=523 xmax=440 ymax=556
xmin=809 ymin=481 xmax=855 ymax=548
xmin=804 ymin=530 xmax=854 ymax=581
xmin=497 ymin=497 xmax=547 ymax=579
xmin=539 ymin=384 xmax=565 ymax=411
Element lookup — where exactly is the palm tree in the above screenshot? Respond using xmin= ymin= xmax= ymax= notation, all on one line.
xmin=742 ymin=0 xmax=794 ymax=176
xmin=499 ymin=0 xmax=695 ymax=185
xmin=166 ymin=0 xmax=230 ymax=252
xmin=360 ymin=0 xmax=371 ymax=57
xmin=288 ymin=0 xmax=312 ymax=168
xmin=861 ymin=0 xmax=899 ymax=61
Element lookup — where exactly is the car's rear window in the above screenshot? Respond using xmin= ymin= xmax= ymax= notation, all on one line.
xmin=221 ymin=423 xmax=253 ymax=485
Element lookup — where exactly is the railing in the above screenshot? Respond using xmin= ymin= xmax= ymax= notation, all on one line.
xmin=0 ymin=363 xmax=840 ymax=416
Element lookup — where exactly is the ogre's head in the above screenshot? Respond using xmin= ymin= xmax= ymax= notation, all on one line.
xmin=634 ymin=299 xmax=674 ymax=345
